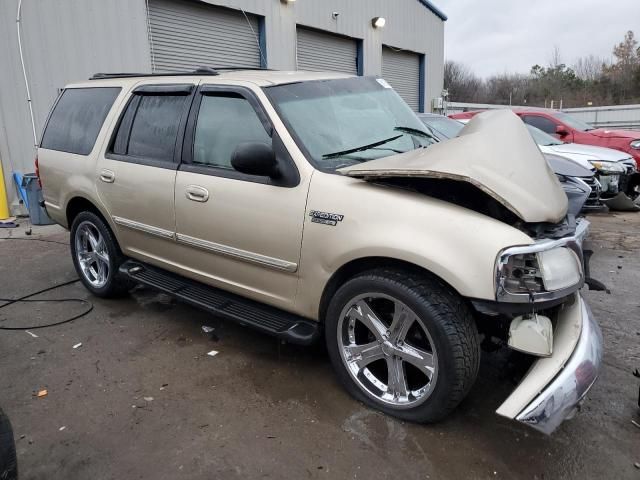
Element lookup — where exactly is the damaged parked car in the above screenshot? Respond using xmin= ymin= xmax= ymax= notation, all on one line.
xmin=38 ymin=71 xmax=602 ymax=434
xmin=418 ymin=113 xmax=602 ymax=212
xmin=450 ymin=110 xmax=640 ymax=208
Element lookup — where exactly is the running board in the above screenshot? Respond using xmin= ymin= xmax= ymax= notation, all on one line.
xmin=118 ymin=260 xmax=320 ymax=345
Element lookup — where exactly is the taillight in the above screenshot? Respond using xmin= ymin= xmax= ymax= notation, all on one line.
xmin=35 ymin=155 xmax=41 ymax=188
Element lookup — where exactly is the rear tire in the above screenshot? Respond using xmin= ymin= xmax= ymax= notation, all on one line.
xmin=325 ymin=268 xmax=480 ymax=423
xmin=70 ymin=211 xmax=130 ymax=298
xmin=0 ymin=407 xmax=17 ymax=480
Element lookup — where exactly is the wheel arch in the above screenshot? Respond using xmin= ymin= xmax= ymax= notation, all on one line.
xmin=66 ymin=196 xmax=111 ymax=229
xmin=318 ymin=256 xmax=466 ymax=324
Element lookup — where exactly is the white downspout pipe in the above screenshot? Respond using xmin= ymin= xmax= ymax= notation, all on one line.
xmin=17 ymin=0 xmax=38 ymax=148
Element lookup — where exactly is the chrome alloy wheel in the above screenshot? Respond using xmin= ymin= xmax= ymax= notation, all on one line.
xmin=75 ymin=221 xmax=110 ymax=288
xmin=337 ymin=293 xmax=438 ymax=409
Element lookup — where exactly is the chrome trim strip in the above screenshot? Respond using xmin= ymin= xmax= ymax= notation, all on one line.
xmin=112 ymin=216 xmax=174 ymax=239
xmin=175 ymin=233 xmax=298 ymax=273
xmin=495 ymin=218 xmax=590 ymax=303
xmin=514 ymin=297 xmax=602 ymax=434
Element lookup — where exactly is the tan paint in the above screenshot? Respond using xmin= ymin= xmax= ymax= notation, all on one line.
xmin=295 ymin=172 xmax=533 ymax=318
xmin=341 ymin=109 xmax=569 ymax=224
xmin=40 ymin=72 xmax=554 ymax=322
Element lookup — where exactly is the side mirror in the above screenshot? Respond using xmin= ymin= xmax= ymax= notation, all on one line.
xmin=231 ymin=142 xmax=279 ymax=178
xmin=555 ymin=125 xmax=569 ymax=137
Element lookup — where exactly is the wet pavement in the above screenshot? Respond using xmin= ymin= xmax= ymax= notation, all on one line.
xmin=0 ymin=214 xmax=639 ymax=479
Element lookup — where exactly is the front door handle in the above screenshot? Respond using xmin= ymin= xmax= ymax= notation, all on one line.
xmin=99 ymin=169 xmax=115 ymax=183
xmin=185 ymin=185 xmax=209 ymax=202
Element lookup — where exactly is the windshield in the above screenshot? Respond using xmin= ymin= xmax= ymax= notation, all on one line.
xmin=526 ymin=125 xmax=564 ymax=146
xmin=552 ymin=111 xmax=594 ymax=131
xmin=419 ymin=116 xmax=464 ymax=140
xmin=265 ymin=77 xmax=435 ymax=170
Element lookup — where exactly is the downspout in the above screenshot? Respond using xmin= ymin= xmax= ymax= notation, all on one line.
xmin=17 ymin=0 xmax=38 ymax=148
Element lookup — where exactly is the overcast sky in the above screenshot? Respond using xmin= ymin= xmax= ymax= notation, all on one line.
xmin=435 ymin=0 xmax=639 ymax=78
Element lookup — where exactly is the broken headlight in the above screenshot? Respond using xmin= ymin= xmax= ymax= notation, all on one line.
xmin=496 ymin=246 xmax=583 ymax=303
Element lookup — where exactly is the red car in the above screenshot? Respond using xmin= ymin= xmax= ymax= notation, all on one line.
xmin=450 ymin=108 xmax=640 ymax=167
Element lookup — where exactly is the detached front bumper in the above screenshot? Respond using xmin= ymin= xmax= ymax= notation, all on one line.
xmin=496 ymin=293 xmax=603 ymax=434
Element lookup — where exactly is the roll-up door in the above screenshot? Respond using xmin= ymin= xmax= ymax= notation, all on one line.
xmin=382 ymin=46 xmax=422 ymax=111
xmin=148 ymin=0 xmax=262 ymax=72
xmin=296 ymin=27 xmax=358 ymax=75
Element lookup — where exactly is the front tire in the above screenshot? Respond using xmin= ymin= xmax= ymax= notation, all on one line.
xmin=70 ymin=211 xmax=129 ymax=298
xmin=325 ymin=269 xmax=480 ymax=423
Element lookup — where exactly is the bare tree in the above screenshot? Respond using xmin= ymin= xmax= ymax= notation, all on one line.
xmin=573 ymin=55 xmax=607 ymax=82
xmin=444 ymin=60 xmax=483 ymax=102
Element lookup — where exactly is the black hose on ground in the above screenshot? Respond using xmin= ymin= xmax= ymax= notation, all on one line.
xmin=0 ymin=238 xmax=93 ymax=330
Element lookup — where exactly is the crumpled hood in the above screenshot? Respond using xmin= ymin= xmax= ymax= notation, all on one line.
xmin=546 ymin=142 xmax=632 ymax=162
xmin=340 ymin=110 xmax=568 ymax=223
xmin=590 ymin=128 xmax=640 ymax=140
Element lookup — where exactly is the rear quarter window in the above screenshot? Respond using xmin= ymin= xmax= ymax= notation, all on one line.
xmin=40 ymin=87 xmax=121 ymax=155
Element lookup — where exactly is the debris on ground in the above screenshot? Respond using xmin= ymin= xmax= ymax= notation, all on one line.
xmin=634 ymin=462 xmax=640 ymax=470
xmin=201 ymin=326 xmax=215 ymax=333
xmin=36 ymin=389 xmax=48 ymax=398
xmin=143 ymin=397 xmax=154 ymax=402
xmin=25 ymin=330 xmax=38 ymax=338
xmin=59 ymin=426 xmax=66 ymax=431
xmin=632 ymin=420 xmax=640 ymax=430
xmin=72 ymin=343 xmax=82 ymax=349
xmin=160 ymin=383 xmax=168 ymax=391
xmin=207 ymin=350 xmax=219 ymax=357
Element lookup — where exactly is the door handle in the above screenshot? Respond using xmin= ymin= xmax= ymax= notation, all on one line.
xmin=99 ymin=169 xmax=115 ymax=183
xmin=185 ymin=185 xmax=209 ymax=202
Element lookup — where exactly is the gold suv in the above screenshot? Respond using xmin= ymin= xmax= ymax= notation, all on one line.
xmin=38 ymin=69 xmax=602 ymax=434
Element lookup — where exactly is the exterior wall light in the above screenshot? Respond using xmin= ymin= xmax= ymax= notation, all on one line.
xmin=372 ymin=17 xmax=386 ymax=28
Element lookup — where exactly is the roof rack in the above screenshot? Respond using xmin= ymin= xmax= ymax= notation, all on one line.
xmin=89 ymin=66 xmax=272 ymax=80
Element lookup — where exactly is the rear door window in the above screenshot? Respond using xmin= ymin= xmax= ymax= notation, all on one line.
xmin=521 ymin=115 xmax=557 ymax=134
xmin=109 ymin=88 xmax=192 ymax=164
xmin=40 ymin=87 xmax=121 ymax=155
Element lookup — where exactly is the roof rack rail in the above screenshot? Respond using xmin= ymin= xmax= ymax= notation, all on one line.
xmin=89 ymin=66 xmax=272 ymax=80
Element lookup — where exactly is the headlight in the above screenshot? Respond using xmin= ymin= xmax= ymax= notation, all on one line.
xmin=497 ymin=248 xmax=581 ymax=296
xmin=495 ymin=220 xmax=589 ymax=304
xmin=589 ymin=160 xmax=624 ymax=174
xmin=630 ymin=140 xmax=640 ymax=150
xmin=537 ymin=248 xmax=582 ymax=291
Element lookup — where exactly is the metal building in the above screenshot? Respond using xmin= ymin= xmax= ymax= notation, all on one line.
xmin=0 ymin=0 xmax=446 ymax=213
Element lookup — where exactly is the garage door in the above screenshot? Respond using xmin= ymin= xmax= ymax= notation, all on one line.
xmin=148 ymin=0 xmax=262 ymax=72
xmin=296 ymin=27 xmax=358 ymax=75
xmin=382 ymin=46 xmax=421 ymax=111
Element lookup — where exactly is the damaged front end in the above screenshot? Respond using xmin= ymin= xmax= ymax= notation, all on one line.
xmin=341 ymin=110 xmax=604 ymax=434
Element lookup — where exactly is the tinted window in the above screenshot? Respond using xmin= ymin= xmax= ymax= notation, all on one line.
xmin=522 ymin=115 xmax=557 ymax=134
xmin=193 ymin=94 xmax=270 ymax=169
xmin=125 ymin=95 xmax=187 ymax=161
xmin=41 ymin=87 xmax=120 ymax=155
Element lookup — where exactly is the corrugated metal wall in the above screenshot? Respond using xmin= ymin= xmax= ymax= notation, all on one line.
xmin=0 ymin=0 xmax=445 ymax=213
xmin=296 ymin=28 xmax=358 ymax=74
xmin=382 ymin=47 xmax=421 ymax=111
xmin=148 ymin=0 xmax=261 ymax=72
xmin=0 ymin=0 xmax=152 ymax=212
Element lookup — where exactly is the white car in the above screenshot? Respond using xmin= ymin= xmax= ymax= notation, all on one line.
xmin=526 ymin=125 xmax=637 ymax=197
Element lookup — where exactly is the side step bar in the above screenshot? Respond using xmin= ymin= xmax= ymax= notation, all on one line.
xmin=119 ymin=260 xmax=320 ymax=345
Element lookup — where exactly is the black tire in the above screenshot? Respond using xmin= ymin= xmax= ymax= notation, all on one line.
xmin=325 ymin=268 xmax=480 ymax=423
xmin=0 ymin=407 xmax=17 ymax=480
xmin=70 ymin=211 xmax=130 ymax=298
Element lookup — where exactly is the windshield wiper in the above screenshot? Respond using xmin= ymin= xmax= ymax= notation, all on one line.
xmin=322 ymin=134 xmax=403 ymax=159
xmin=394 ymin=126 xmax=440 ymax=143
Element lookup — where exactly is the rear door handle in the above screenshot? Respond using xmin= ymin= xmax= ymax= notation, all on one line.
xmin=185 ymin=185 xmax=209 ymax=202
xmin=99 ymin=169 xmax=115 ymax=183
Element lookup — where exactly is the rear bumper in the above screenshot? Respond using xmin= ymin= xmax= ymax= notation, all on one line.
xmin=497 ymin=294 xmax=603 ymax=434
